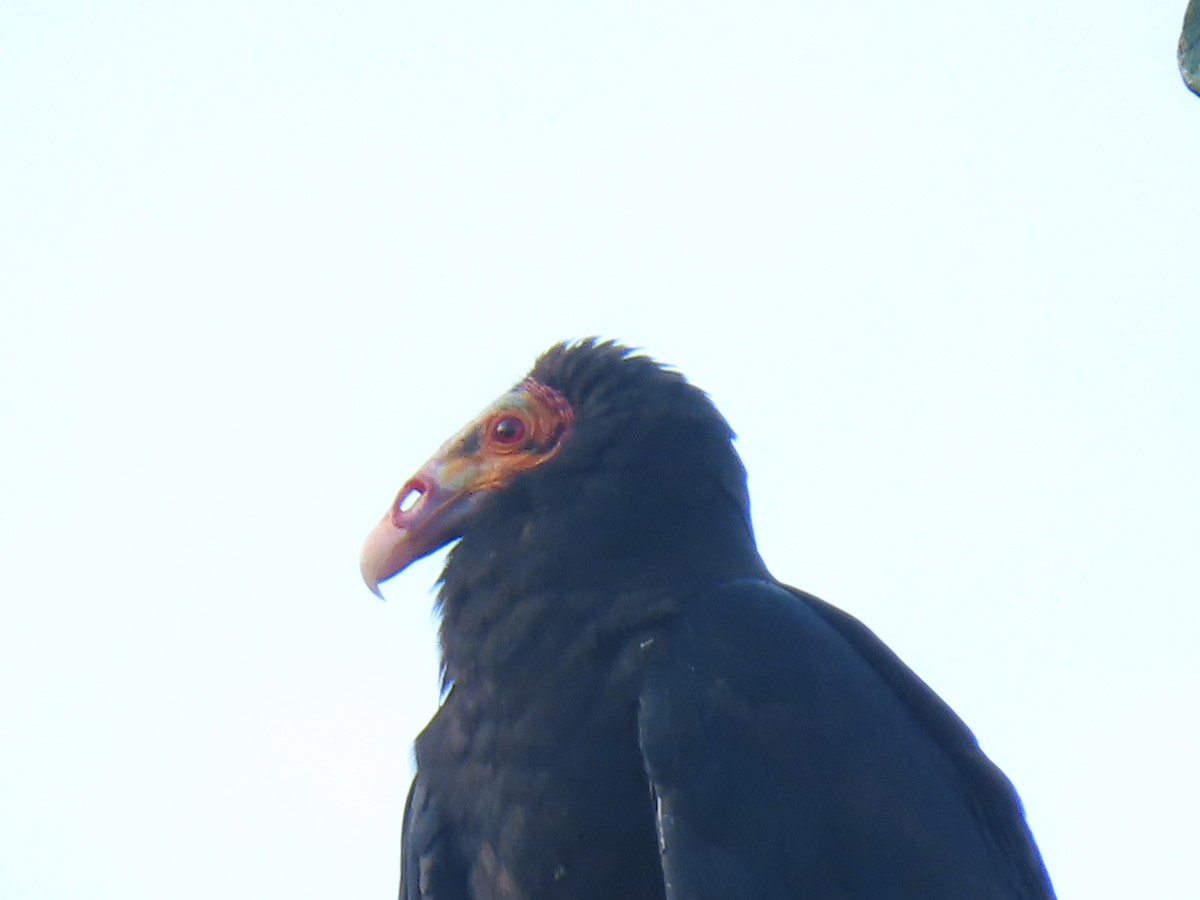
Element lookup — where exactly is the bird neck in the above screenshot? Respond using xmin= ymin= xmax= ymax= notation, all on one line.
xmin=435 ymin=465 xmax=767 ymax=687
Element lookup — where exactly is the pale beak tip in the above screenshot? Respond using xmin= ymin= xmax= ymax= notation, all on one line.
xmin=361 ymin=514 xmax=404 ymax=600
xmin=360 ymin=555 xmax=387 ymax=600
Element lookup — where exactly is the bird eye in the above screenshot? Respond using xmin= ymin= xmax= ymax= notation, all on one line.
xmin=490 ymin=415 xmax=527 ymax=446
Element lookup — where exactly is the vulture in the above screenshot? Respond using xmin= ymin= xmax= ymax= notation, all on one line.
xmin=360 ymin=340 xmax=1056 ymax=900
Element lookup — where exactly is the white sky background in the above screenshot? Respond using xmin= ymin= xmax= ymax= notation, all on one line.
xmin=2 ymin=1 xmax=1197 ymax=897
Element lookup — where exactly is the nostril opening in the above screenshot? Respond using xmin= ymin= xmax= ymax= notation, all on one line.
xmin=396 ymin=479 xmax=427 ymax=515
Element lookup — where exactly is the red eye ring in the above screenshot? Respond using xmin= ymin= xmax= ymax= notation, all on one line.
xmin=490 ymin=415 xmax=527 ymax=446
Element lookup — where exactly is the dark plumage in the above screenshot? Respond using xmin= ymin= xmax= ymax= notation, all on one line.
xmin=361 ymin=340 xmax=1056 ymax=900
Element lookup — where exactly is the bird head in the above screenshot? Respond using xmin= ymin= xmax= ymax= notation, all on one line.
xmin=360 ymin=374 xmax=575 ymax=596
xmin=360 ymin=340 xmax=762 ymax=598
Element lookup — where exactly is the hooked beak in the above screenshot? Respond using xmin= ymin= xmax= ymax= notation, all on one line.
xmin=359 ymin=458 xmax=486 ymax=598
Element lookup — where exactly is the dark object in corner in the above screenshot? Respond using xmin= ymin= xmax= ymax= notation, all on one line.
xmin=1182 ymin=0 xmax=1200 ymax=95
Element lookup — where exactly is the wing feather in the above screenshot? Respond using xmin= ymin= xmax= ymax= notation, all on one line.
xmin=638 ymin=579 xmax=1055 ymax=899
